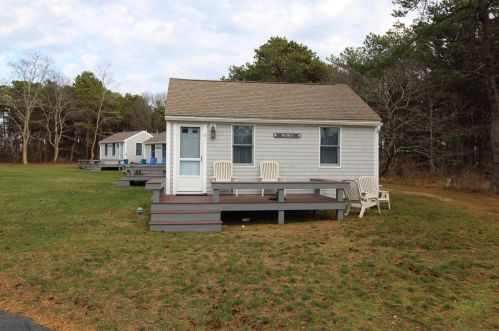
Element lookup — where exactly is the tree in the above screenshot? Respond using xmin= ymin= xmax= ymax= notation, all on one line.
xmin=224 ymin=36 xmax=329 ymax=83
xmin=394 ymin=0 xmax=499 ymax=189
xmin=41 ymin=73 xmax=74 ymax=162
xmin=121 ymin=94 xmax=151 ymax=131
xmin=73 ymin=64 xmax=118 ymax=160
xmin=3 ymin=52 xmax=52 ymax=164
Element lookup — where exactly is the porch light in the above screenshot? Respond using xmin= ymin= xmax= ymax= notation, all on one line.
xmin=136 ymin=207 xmax=144 ymax=223
xmin=210 ymin=124 xmax=216 ymax=139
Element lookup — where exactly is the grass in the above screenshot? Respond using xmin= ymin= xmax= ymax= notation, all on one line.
xmin=0 ymin=164 xmax=498 ymax=330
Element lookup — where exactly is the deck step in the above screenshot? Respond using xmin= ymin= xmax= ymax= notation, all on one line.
xmin=151 ymin=203 xmax=221 ymax=212
xmin=151 ymin=211 xmax=220 ymax=222
xmin=150 ymin=220 xmax=222 ymax=225
xmin=112 ymin=180 xmax=130 ymax=186
xmin=149 ymin=209 xmax=222 ymax=232
xmin=151 ymin=210 xmax=219 ymax=214
xmin=150 ymin=223 xmax=222 ymax=232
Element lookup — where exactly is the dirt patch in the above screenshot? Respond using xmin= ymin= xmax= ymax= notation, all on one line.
xmin=395 ymin=190 xmax=454 ymax=202
xmin=388 ymin=184 xmax=499 ymax=216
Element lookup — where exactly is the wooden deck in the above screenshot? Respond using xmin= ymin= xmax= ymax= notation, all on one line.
xmin=142 ymin=178 xmax=348 ymax=232
xmin=158 ymin=193 xmax=338 ymax=204
xmin=150 ymin=193 xmax=344 ymax=232
xmin=113 ymin=174 xmax=164 ymax=186
xmin=78 ymin=160 xmax=122 ymax=171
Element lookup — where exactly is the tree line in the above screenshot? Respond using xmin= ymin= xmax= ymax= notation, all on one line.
xmin=0 ymin=0 xmax=496 ymax=190
xmin=225 ymin=0 xmax=498 ymax=191
xmin=0 ymin=55 xmax=165 ymax=164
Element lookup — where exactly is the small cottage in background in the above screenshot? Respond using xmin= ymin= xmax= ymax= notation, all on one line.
xmin=99 ymin=130 xmax=152 ymax=164
xmin=144 ymin=131 xmax=167 ymax=164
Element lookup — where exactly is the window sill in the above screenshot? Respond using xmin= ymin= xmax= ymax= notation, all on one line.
xmin=319 ymin=164 xmax=341 ymax=169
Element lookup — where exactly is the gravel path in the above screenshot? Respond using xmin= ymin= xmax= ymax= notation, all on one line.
xmin=0 ymin=311 xmax=53 ymax=331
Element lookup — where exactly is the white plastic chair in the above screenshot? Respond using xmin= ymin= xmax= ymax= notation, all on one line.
xmin=211 ymin=161 xmax=238 ymax=196
xmin=378 ymin=185 xmax=391 ymax=209
xmin=346 ymin=177 xmax=381 ymax=218
xmin=259 ymin=161 xmax=286 ymax=196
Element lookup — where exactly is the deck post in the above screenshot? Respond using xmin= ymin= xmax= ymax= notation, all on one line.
xmin=277 ymin=189 xmax=285 ymax=202
xmin=213 ymin=189 xmax=220 ymax=203
xmin=152 ymin=190 xmax=161 ymax=203
xmin=278 ymin=210 xmax=285 ymax=224
xmin=336 ymin=188 xmax=344 ymax=220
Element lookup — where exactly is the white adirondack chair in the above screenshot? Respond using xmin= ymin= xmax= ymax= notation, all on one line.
xmin=345 ymin=178 xmax=380 ymax=218
xmin=259 ymin=161 xmax=286 ymax=196
xmin=211 ymin=160 xmax=239 ymax=196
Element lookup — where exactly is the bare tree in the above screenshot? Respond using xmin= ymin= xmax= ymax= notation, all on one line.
xmin=4 ymin=52 xmax=52 ymax=164
xmin=362 ymin=62 xmax=424 ymax=175
xmin=41 ymin=73 xmax=74 ymax=162
xmin=90 ymin=62 xmax=114 ymax=160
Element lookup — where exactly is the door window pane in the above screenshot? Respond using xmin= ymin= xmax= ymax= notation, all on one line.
xmin=180 ymin=161 xmax=200 ymax=175
xmin=180 ymin=127 xmax=200 ymax=158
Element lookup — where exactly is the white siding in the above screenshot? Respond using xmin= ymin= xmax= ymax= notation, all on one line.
xmin=124 ymin=131 xmax=153 ymax=163
xmin=144 ymin=143 xmax=166 ymax=161
xmin=99 ymin=142 xmax=122 ymax=163
xmin=168 ymin=122 xmax=378 ymax=195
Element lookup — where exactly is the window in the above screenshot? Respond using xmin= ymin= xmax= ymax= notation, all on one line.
xmin=151 ymin=144 xmax=156 ymax=158
xmin=320 ymin=127 xmax=340 ymax=165
xmin=233 ymin=126 xmax=253 ymax=165
xmin=112 ymin=143 xmax=116 ymax=156
xmin=136 ymin=143 xmax=142 ymax=156
xmin=104 ymin=144 xmax=108 ymax=156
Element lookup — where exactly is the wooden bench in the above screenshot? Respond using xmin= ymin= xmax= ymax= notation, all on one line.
xmin=145 ymin=177 xmax=166 ymax=203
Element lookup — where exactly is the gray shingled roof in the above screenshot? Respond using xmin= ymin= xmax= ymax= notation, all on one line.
xmin=165 ymin=78 xmax=381 ymax=121
xmin=99 ymin=131 xmax=143 ymax=143
xmin=144 ymin=131 xmax=167 ymax=144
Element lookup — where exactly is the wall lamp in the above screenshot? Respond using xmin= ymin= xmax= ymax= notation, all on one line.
xmin=210 ymin=124 xmax=216 ymax=139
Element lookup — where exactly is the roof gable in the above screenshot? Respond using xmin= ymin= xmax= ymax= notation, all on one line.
xmin=165 ymin=78 xmax=381 ymax=122
xmin=144 ymin=131 xmax=167 ymax=144
xmin=99 ymin=131 xmax=147 ymax=144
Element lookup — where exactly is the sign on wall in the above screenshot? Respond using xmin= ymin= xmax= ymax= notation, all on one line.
xmin=273 ymin=133 xmax=302 ymax=139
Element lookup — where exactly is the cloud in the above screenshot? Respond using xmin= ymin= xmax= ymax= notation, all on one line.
xmin=0 ymin=0 xmax=414 ymax=94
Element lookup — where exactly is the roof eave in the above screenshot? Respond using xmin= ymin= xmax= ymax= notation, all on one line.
xmin=164 ymin=115 xmax=382 ymax=127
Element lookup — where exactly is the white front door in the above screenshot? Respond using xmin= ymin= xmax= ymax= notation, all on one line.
xmin=176 ymin=126 xmax=204 ymax=193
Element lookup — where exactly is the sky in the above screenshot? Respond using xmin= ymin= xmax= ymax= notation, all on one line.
xmin=0 ymin=0 xmax=414 ymax=95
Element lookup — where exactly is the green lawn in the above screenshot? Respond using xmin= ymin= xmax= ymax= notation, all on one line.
xmin=0 ymin=165 xmax=497 ymax=330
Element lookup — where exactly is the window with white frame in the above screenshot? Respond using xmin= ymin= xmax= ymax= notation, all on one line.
xmin=136 ymin=143 xmax=142 ymax=156
xmin=320 ymin=127 xmax=340 ymax=165
xmin=233 ymin=126 xmax=253 ymax=165
xmin=105 ymin=144 xmax=108 ymax=156
xmin=112 ymin=143 xmax=116 ymax=156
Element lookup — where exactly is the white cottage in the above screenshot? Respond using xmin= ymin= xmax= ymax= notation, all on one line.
xmin=163 ymin=78 xmax=382 ymax=195
xmin=143 ymin=132 xmax=167 ymax=164
xmin=99 ymin=130 xmax=153 ymax=164
xmin=147 ymin=78 xmax=382 ymax=232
